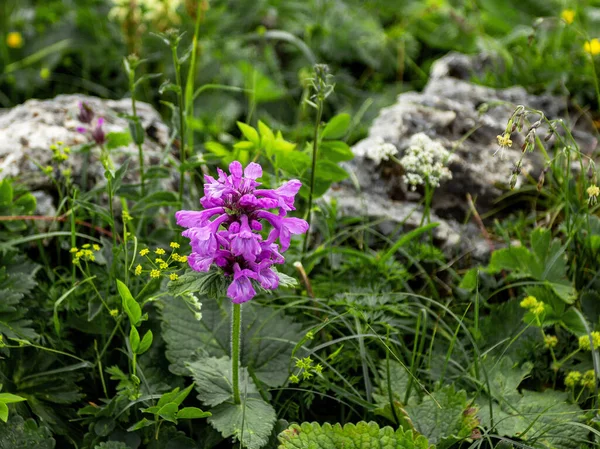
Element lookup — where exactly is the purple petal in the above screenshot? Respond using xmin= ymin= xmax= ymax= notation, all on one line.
xmin=188 ymin=253 xmax=214 ymax=272
xmin=229 ymin=161 xmax=243 ymax=179
xmin=244 ymin=162 xmax=263 ymax=180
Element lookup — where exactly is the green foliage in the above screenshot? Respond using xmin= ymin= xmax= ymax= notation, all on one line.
xmin=0 ymin=415 xmax=55 ymax=449
xmin=161 ymin=296 xmax=304 ymax=387
xmin=278 ymin=421 xmax=429 ymax=449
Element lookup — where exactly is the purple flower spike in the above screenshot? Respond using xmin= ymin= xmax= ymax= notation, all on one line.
xmin=175 ymin=160 xmax=308 ymax=303
xmin=77 ymin=102 xmax=94 ymax=124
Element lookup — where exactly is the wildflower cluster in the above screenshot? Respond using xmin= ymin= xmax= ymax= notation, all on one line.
xmin=399 ymin=133 xmax=453 ymax=191
xmin=50 ymin=141 xmax=71 ymax=163
xmin=175 ymin=161 xmax=308 ymax=304
xmin=70 ymin=243 xmax=101 ymax=264
xmin=519 ymin=295 xmax=545 ymax=316
xmin=76 ymin=102 xmax=106 ymax=146
xmin=587 ymin=185 xmax=599 ymax=206
xmin=578 ymin=331 xmax=600 ymax=351
xmin=354 ymin=136 xmax=398 ymax=165
xmin=543 ymin=334 xmax=558 ymax=348
xmin=566 ymin=370 xmax=597 ymax=390
xmin=289 ymin=356 xmax=323 ymax=384
xmin=135 ymin=244 xmax=187 ymax=280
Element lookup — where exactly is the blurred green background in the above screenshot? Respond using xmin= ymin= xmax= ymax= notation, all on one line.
xmin=1 ymin=0 xmax=600 ymax=143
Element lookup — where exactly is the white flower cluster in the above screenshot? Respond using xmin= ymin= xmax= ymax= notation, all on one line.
xmin=399 ymin=133 xmax=453 ymax=191
xmin=354 ymin=137 xmax=398 ymax=165
xmin=183 ymin=293 xmax=203 ymax=321
xmin=109 ymin=0 xmax=182 ymax=26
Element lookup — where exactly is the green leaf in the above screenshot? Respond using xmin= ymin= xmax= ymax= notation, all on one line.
xmin=129 ymin=326 xmax=140 ymax=353
xmin=315 ymin=160 xmax=349 ymax=183
xmin=0 ymin=180 xmax=13 ymax=205
xmin=321 ymin=113 xmax=351 ymax=140
xmin=177 ymin=407 xmax=212 ymax=419
xmin=117 ymin=280 xmax=142 ymax=326
xmin=319 ymin=141 xmax=354 ymax=162
xmin=0 ymin=393 xmax=27 ymax=404
xmin=0 ymin=415 xmax=55 ymax=449
xmin=209 ymin=398 xmax=276 ymax=449
xmin=0 ymin=403 xmax=7 ymax=423
xmin=278 ymin=422 xmax=430 ymax=449
xmin=373 ymin=359 xmax=420 ymax=406
xmin=137 ymin=330 xmax=153 ymax=355
xmin=403 ymin=385 xmax=478 ymax=448
xmin=237 ymin=122 xmax=259 ymax=147
xmin=459 ymin=269 xmax=478 ymax=291
xmin=482 ymin=356 xmax=533 ymax=403
xmin=157 ymin=384 xmax=194 ymax=408
xmin=127 ymin=418 xmax=155 ymax=432
xmin=487 ymin=246 xmax=533 ymax=273
xmin=95 ymin=442 xmax=131 ymax=449
xmin=167 ymin=269 xmax=227 ymax=298
xmin=105 ymin=131 xmax=132 ymax=150
xmin=188 ymin=356 xmax=261 ymax=406
xmin=161 ymin=297 xmax=303 ymax=386
xmin=158 ymin=402 xmax=179 ymax=423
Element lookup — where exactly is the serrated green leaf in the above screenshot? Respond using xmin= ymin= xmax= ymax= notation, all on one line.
xmin=161 ymin=297 xmax=303 ymax=386
xmin=209 ymin=398 xmax=276 ymax=449
xmin=482 ymin=356 xmax=533 ymax=403
xmin=0 ymin=416 xmax=55 ymax=449
xmin=277 ymin=421 xmax=430 ymax=449
xmin=403 ymin=385 xmax=477 ymax=448
xmin=167 ymin=269 xmax=226 ymax=298
xmin=373 ymin=359 xmax=420 ymax=406
xmin=188 ymin=356 xmax=260 ymax=406
xmin=177 ymin=407 xmax=212 ymax=419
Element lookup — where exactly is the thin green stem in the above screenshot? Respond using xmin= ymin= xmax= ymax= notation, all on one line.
xmin=172 ymin=45 xmax=186 ymax=207
xmin=231 ymin=302 xmax=242 ymax=405
xmin=303 ymin=100 xmax=323 ymax=254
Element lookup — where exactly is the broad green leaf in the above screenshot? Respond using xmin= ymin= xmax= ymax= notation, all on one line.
xmin=117 ymin=280 xmax=141 ymax=326
xmin=177 ymin=407 xmax=212 ymax=419
xmin=487 ymin=246 xmax=533 ymax=274
xmin=161 ymin=297 xmax=303 ymax=386
xmin=315 ymin=160 xmax=349 ymax=182
xmin=127 ymin=418 xmax=155 ymax=432
xmin=403 ymin=385 xmax=478 ymax=448
xmin=0 ymin=403 xmax=7 ymax=423
xmin=158 ymin=402 xmax=178 ymax=423
xmin=0 ymin=180 xmax=13 ymax=205
xmin=0 ymin=393 xmax=27 ymax=404
xmin=237 ymin=122 xmax=259 ymax=146
xmin=209 ymin=398 xmax=276 ymax=449
xmin=137 ymin=330 xmax=153 ymax=355
xmin=319 ymin=141 xmax=354 ymax=162
xmin=321 ymin=113 xmax=351 ymax=140
xmin=373 ymin=359 xmax=420 ymax=407
xmin=157 ymin=384 xmax=194 ymax=408
xmin=129 ymin=326 xmax=140 ymax=353
xmin=278 ymin=422 xmax=429 ymax=449
xmin=95 ymin=442 xmax=130 ymax=449
xmin=105 ymin=131 xmax=131 ymax=150
xmin=187 ymin=356 xmax=260 ymax=406
xmin=459 ymin=269 xmax=478 ymax=291
xmin=482 ymin=356 xmax=533 ymax=403
xmin=0 ymin=415 xmax=55 ymax=449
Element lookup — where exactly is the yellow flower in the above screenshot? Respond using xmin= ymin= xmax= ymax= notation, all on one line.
xmin=578 ymin=331 xmax=600 ymax=350
xmin=561 ymin=9 xmax=575 ymax=25
xmin=170 ymin=242 xmax=180 ymax=249
xmin=93 ymin=244 xmax=100 ymax=251
xmin=70 ymin=247 xmax=78 ymax=253
xmin=584 ymin=39 xmax=600 ymax=56
xmin=520 ymin=295 xmax=539 ymax=310
xmin=531 ymin=303 xmax=545 ymax=316
xmin=159 ymin=262 xmax=169 ymax=270
xmin=313 ymin=363 xmax=323 ymax=374
xmin=496 ymin=133 xmax=513 ymax=147
xmin=155 ymin=258 xmax=164 ymax=264
xmin=544 ymin=335 xmax=558 ymax=348
xmin=139 ymin=249 xmax=149 ymax=256
xmin=6 ymin=32 xmax=23 ymax=49
xmin=155 ymin=248 xmax=166 ymax=255
xmin=82 ymin=244 xmax=91 ymax=249
xmin=40 ymin=67 xmax=50 ymax=80
xmin=150 ymin=269 xmax=160 ymax=278
xmin=587 ymin=185 xmax=599 ymax=205
xmin=109 ymin=309 xmax=119 ymax=317
xmin=581 ymin=370 xmax=596 ymax=389
xmin=134 ymin=264 xmax=142 ymax=276
xmin=169 ymin=273 xmax=179 ymax=281
xmin=289 ymin=374 xmax=299 ymax=384
xmin=179 ymin=255 xmax=188 ymax=263
xmin=565 ymin=371 xmax=581 ymax=388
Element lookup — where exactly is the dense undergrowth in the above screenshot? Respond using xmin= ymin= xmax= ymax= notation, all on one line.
xmin=2 ymin=1 xmax=600 ymax=449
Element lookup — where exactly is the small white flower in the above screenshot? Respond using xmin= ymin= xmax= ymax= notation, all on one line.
xmin=355 ymin=137 xmax=398 ymax=165
xmin=399 ymin=133 xmax=453 ymax=191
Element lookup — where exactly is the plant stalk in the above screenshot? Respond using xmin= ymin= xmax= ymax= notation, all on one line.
xmin=231 ymin=302 xmax=242 ymax=405
xmin=303 ymin=100 xmax=323 ymax=254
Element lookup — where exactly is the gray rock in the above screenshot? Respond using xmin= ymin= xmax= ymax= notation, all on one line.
xmin=0 ymin=94 xmax=173 ymax=192
xmin=331 ymin=52 xmax=598 ymax=259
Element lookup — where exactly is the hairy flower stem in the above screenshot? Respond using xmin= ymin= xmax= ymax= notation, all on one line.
xmin=231 ymin=302 xmax=242 ymax=405
xmin=303 ymin=100 xmax=323 ymax=254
